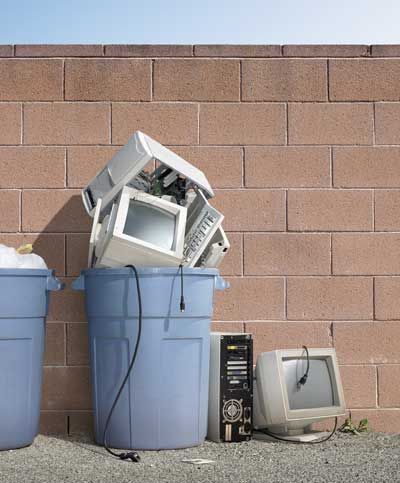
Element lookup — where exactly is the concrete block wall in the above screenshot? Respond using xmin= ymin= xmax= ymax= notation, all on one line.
xmin=0 ymin=44 xmax=399 ymax=434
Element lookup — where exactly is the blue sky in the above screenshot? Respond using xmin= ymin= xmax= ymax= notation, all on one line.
xmin=0 ymin=0 xmax=399 ymax=44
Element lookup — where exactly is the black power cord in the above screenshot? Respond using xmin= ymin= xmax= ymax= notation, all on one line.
xmin=297 ymin=345 xmax=310 ymax=388
xmin=102 ymin=265 xmax=142 ymax=463
xmin=179 ymin=264 xmax=185 ymax=312
xmin=254 ymin=417 xmax=338 ymax=444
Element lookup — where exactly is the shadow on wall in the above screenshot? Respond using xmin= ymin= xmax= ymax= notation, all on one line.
xmin=30 ymin=194 xmax=93 ymax=435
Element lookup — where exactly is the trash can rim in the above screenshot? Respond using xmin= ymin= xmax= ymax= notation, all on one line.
xmin=0 ymin=268 xmax=55 ymax=276
xmin=80 ymin=267 xmax=220 ymax=277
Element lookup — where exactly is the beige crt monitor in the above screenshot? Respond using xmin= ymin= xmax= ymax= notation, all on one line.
xmin=82 ymin=130 xmax=214 ymax=217
xmin=92 ymin=186 xmax=187 ymax=268
xmin=253 ymin=348 xmax=346 ymax=442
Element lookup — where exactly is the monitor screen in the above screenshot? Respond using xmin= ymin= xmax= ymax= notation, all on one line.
xmin=283 ymin=357 xmax=335 ymax=410
xmin=123 ymin=200 xmax=176 ymax=250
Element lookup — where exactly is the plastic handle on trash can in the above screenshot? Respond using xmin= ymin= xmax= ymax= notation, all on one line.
xmin=46 ymin=271 xmax=65 ymax=291
xmin=72 ymin=274 xmax=85 ymax=291
xmin=215 ymin=275 xmax=230 ymax=291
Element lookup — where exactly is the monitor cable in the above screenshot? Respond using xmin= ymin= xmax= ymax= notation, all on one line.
xmin=102 ymin=265 xmax=142 ymax=463
xmin=297 ymin=345 xmax=310 ymax=388
xmin=254 ymin=417 xmax=338 ymax=445
xmin=179 ymin=263 xmax=185 ymax=312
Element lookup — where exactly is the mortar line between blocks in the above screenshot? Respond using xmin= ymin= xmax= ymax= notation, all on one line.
xmin=330 ymin=146 xmax=333 ymax=188
xmin=375 ymin=365 xmax=379 ymax=408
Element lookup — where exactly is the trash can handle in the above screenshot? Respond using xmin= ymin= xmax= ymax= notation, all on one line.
xmin=215 ymin=275 xmax=230 ymax=291
xmin=46 ymin=271 xmax=65 ymax=292
xmin=72 ymin=274 xmax=85 ymax=291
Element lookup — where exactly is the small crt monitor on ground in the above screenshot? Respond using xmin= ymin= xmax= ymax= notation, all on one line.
xmin=92 ymin=186 xmax=187 ymax=267
xmin=253 ymin=348 xmax=346 ymax=442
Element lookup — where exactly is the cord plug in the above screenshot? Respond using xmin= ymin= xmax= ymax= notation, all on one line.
xmin=297 ymin=374 xmax=308 ymax=387
xmin=180 ymin=296 xmax=186 ymax=312
xmin=119 ymin=452 xmax=140 ymax=462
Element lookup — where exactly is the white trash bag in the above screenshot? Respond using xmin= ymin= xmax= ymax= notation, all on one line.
xmin=0 ymin=244 xmax=47 ymax=269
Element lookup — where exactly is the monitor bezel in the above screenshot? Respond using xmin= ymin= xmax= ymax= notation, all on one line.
xmin=113 ymin=186 xmax=187 ymax=259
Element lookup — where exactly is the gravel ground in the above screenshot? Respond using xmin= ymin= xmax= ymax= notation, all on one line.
xmin=0 ymin=432 xmax=399 ymax=483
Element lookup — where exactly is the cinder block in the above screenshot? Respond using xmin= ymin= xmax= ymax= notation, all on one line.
xmin=287 ymin=277 xmax=373 ymax=320
xmin=244 ymin=233 xmax=331 ymax=275
xmin=68 ymin=412 xmax=93 ymax=435
xmin=112 ymin=103 xmax=198 ymax=145
xmin=283 ymin=45 xmax=369 ymax=57
xmin=171 ymin=146 xmax=242 ymax=188
xmin=22 ymin=190 xmax=90 ymax=233
xmin=333 ymin=147 xmax=400 ymax=187
xmin=375 ymin=103 xmax=400 ymax=144
xmin=0 ymin=59 xmax=62 ymax=100
xmin=332 ymin=234 xmax=400 ymax=275
xmin=194 ymin=45 xmax=281 ymax=57
xmin=42 ymin=367 xmax=91 ymax=410
xmin=245 ymin=146 xmax=330 ymax=188
xmin=0 ymin=45 xmax=13 ymax=57
xmin=218 ymin=233 xmax=243 ymax=276
xmin=371 ymin=45 xmax=400 ymax=57
xmin=66 ymin=233 xmax=90 ymax=277
xmin=48 ymin=278 xmax=86 ymax=323
xmin=211 ymin=322 xmax=245 ymax=332
xmin=333 ymin=321 xmax=400 ymax=364
xmin=288 ymin=103 xmax=373 ymax=145
xmin=0 ymin=233 xmax=65 ymax=275
xmin=378 ymin=365 xmax=400 ymax=407
xmin=212 ymin=189 xmax=285 ymax=231
xmin=67 ymin=323 xmax=89 ymax=366
xmin=0 ymin=147 xmax=65 ymax=188
xmin=44 ymin=323 xmax=65 ymax=366
xmin=375 ymin=277 xmax=400 ymax=320
xmin=67 ymin=146 xmax=119 ymax=188
xmin=246 ymin=321 xmax=332 ymax=362
xmin=65 ymin=59 xmax=151 ymax=101
xmin=330 ymin=59 xmax=400 ymax=101
xmin=340 ymin=365 xmax=377 ymax=408
xmin=200 ymin=103 xmax=286 ymax=145
xmin=242 ymin=59 xmax=327 ymax=101
xmin=39 ymin=412 xmax=67 ymax=435
xmin=105 ymin=44 xmax=193 ymax=57
xmin=15 ymin=44 xmax=103 ymax=57
xmin=375 ymin=190 xmax=400 ymax=231
xmin=24 ymin=103 xmax=110 ymax=145
xmin=0 ymin=190 xmax=20 ymax=232
xmin=288 ymin=189 xmax=373 ymax=231
xmin=214 ymin=277 xmax=285 ymax=321
xmin=154 ymin=59 xmax=240 ymax=101
xmin=346 ymin=409 xmax=400 ymax=433
xmin=0 ymin=103 xmax=21 ymax=144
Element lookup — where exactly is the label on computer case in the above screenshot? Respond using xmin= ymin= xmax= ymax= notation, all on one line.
xmin=219 ymin=334 xmax=253 ymax=442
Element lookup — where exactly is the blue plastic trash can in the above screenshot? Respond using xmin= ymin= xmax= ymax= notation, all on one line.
xmin=73 ymin=267 xmax=228 ymax=450
xmin=0 ymin=269 xmax=64 ymax=450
